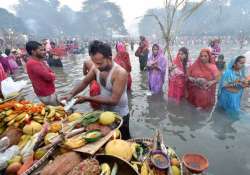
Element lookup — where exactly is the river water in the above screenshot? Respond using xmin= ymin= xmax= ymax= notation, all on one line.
xmin=13 ymin=43 xmax=250 ymax=175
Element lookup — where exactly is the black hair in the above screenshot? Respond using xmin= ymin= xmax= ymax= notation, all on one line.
xmin=234 ymin=55 xmax=245 ymax=65
xmin=179 ymin=47 xmax=189 ymax=74
xmin=88 ymin=40 xmax=112 ymax=59
xmin=5 ymin=48 xmax=11 ymax=56
xmin=218 ymin=54 xmax=224 ymax=60
xmin=152 ymin=44 xmax=159 ymax=50
xmin=26 ymin=41 xmax=42 ymax=55
xmin=50 ymin=41 xmax=56 ymax=46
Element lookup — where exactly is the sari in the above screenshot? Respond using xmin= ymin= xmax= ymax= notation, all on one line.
xmin=0 ymin=63 xmax=7 ymax=81
xmin=8 ymin=55 xmax=18 ymax=71
xmin=135 ymin=39 xmax=149 ymax=71
xmin=114 ymin=42 xmax=132 ymax=90
xmin=187 ymin=49 xmax=219 ymax=109
xmin=168 ymin=54 xmax=191 ymax=103
xmin=147 ymin=44 xmax=167 ymax=94
xmin=218 ymin=59 xmax=246 ymax=117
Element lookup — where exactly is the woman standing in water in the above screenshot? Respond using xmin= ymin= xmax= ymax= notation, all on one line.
xmin=114 ymin=42 xmax=132 ymax=91
xmin=187 ymin=48 xmax=219 ymax=109
xmin=147 ymin=44 xmax=167 ymax=94
xmin=168 ymin=47 xmax=190 ymax=103
xmin=218 ymin=56 xmax=248 ymax=117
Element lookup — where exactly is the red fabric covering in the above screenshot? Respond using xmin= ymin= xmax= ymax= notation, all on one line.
xmin=26 ymin=58 xmax=56 ymax=97
xmin=89 ymin=80 xmax=101 ymax=109
xmin=114 ymin=52 xmax=132 ymax=90
xmin=187 ymin=49 xmax=219 ymax=108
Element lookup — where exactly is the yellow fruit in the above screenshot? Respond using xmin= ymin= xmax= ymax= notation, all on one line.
xmin=8 ymin=155 xmax=22 ymax=164
xmin=171 ymin=166 xmax=180 ymax=175
xmin=44 ymin=132 xmax=59 ymax=145
xmin=64 ymin=136 xmax=86 ymax=149
xmin=132 ymin=163 xmax=139 ymax=172
xmin=130 ymin=143 xmax=139 ymax=155
xmin=99 ymin=112 xmax=116 ymax=125
xmin=100 ymin=163 xmax=111 ymax=175
xmin=18 ymin=135 xmax=31 ymax=149
xmin=141 ymin=162 xmax=148 ymax=175
xmin=105 ymin=139 xmax=133 ymax=161
xmin=47 ymin=107 xmax=56 ymax=119
xmin=6 ymin=109 xmax=13 ymax=116
xmin=67 ymin=112 xmax=82 ymax=122
xmin=23 ymin=121 xmax=42 ymax=135
xmin=171 ymin=158 xmax=180 ymax=167
xmin=111 ymin=129 xmax=121 ymax=139
xmin=34 ymin=148 xmax=47 ymax=160
xmin=41 ymin=107 xmax=46 ymax=115
xmin=49 ymin=122 xmax=62 ymax=133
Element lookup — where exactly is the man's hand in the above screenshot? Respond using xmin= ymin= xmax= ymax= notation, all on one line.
xmin=75 ymin=96 xmax=89 ymax=104
xmin=60 ymin=93 xmax=73 ymax=103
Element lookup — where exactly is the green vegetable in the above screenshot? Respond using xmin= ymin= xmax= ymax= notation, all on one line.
xmin=111 ymin=163 xmax=118 ymax=175
xmin=84 ymin=130 xmax=102 ymax=142
xmin=80 ymin=111 xmax=101 ymax=126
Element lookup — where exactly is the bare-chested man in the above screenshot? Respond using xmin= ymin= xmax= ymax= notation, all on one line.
xmin=64 ymin=40 xmax=130 ymax=139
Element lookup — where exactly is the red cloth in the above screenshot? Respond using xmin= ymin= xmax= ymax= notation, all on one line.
xmin=114 ymin=52 xmax=132 ymax=90
xmin=89 ymin=80 xmax=101 ymax=109
xmin=187 ymin=49 xmax=219 ymax=108
xmin=26 ymin=58 xmax=56 ymax=97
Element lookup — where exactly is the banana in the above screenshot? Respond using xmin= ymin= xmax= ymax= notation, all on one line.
xmin=55 ymin=106 xmax=64 ymax=111
xmin=15 ymin=112 xmax=27 ymax=121
xmin=132 ymin=163 xmax=139 ymax=172
xmin=33 ymin=118 xmax=44 ymax=124
xmin=47 ymin=107 xmax=56 ymax=119
xmin=7 ymin=118 xmax=16 ymax=126
xmin=19 ymin=114 xmax=30 ymax=124
xmin=141 ymin=162 xmax=148 ymax=175
xmin=33 ymin=115 xmax=44 ymax=120
xmin=41 ymin=107 xmax=46 ymax=115
xmin=4 ymin=113 xmax=18 ymax=122
xmin=18 ymin=135 xmax=31 ymax=149
xmin=55 ymin=112 xmax=62 ymax=118
xmin=13 ymin=122 xmax=20 ymax=128
xmin=64 ymin=136 xmax=86 ymax=149
xmin=6 ymin=109 xmax=13 ymax=116
xmin=101 ymin=163 xmax=111 ymax=175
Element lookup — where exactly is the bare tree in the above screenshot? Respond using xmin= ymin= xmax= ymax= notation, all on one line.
xmin=145 ymin=0 xmax=206 ymax=62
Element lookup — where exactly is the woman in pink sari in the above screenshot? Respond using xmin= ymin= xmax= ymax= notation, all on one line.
xmin=168 ymin=47 xmax=190 ymax=103
xmin=187 ymin=48 xmax=220 ymax=109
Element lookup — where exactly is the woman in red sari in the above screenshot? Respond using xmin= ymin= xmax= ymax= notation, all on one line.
xmin=187 ymin=48 xmax=220 ymax=109
xmin=114 ymin=42 xmax=132 ymax=91
xmin=168 ymin=47 xmax=191 ymax=103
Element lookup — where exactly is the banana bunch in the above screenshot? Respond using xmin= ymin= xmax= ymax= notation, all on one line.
xmin=3 ymin=112 xmax=29 ymax=128
xmin=44 ymin=106 xmax=67 ymax=122
xmin=64 ymin=135 xmax=86 ymax=149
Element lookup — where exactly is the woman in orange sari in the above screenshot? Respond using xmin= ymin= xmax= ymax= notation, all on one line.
xmin=187 ymin=48 xmax=220 ymax=109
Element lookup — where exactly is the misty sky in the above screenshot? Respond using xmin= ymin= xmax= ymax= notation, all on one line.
xmin=0 ymin=0 xmax=164 ymax=29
